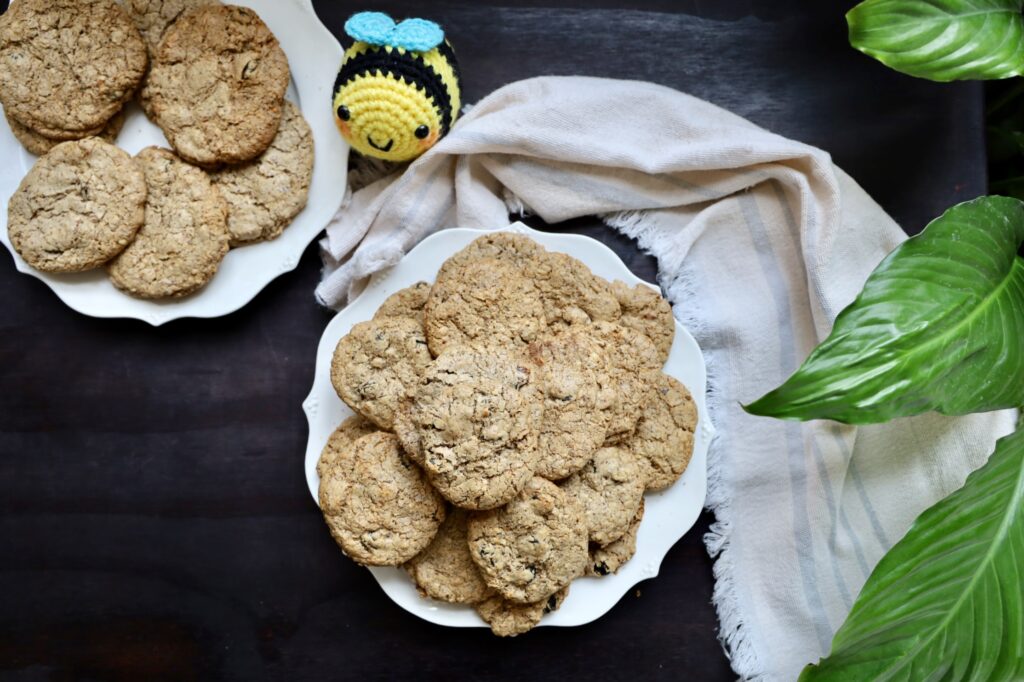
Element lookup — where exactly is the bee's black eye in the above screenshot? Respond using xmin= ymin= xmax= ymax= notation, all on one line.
xmin=414 ymin=125 xmax=429 ymax=139
xmin=337 ymin=105 xmax=350 ymax=121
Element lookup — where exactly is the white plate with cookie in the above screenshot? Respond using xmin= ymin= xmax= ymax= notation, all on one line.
xmin=303 ymin=223 xmax=715 ymax=632
xmin=0 ymin=0 xmax=348 ymax=325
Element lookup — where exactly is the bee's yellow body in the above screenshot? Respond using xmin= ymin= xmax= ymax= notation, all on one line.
xmin=333 ymin=14 xmax=461 ymax=163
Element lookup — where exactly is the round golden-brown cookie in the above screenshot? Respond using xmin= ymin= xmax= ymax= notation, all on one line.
xmin=424 ymin=257 xmax=546 ymax=356
xmin=405 ymin=508 xmax=491 ymax=605
xmin=437 ymin=232 xmax=545 ymax=280
xmin=107 ymin=146 xmax=229 ymax=298
xmin=6 ymin=109 xmax=125 ymax=157
xmin=590 ymin=320 xmax=661 ymax=444
xmin=474 ymin=585 xmax=569 ymax=637
xmin=319 ymin=432 xmax=445 ymax=566
xmin=591 ymin=319 xmax=662 ymax=371
xmin=412 ymin=347 xmax=543 ymax=510
xmin=146 ymin=5 xmax=290 ymax=166
xmin=611 ymin=280 xmax=675 ymax=363
xmin=315 ymin=414 xmax=377 ymax=479
xmin=0 ymin=0 xmax=146 ymax=136
xmin=209 ymin=101 xmax=313 ymax=245
xmin=529 ymin=251 xmax=621 ymax=326
xmin=373 ymin=282 xmax=432 ymax=328
xmin=629 ymin=373 xmax=697 ymax=491
xmin=123 ymin=0 xmax=222 ymax=57
xmin=7 ymin=138 xmax=146 ymax=273
xmin=587 ymin=499 xmax=644 ymax=577
xmin=468 ymin=477 xmax=588 ymax=604
xmin=330 ymin=317 xmax=431 ymax=430
xmin=438 ymin=233 xmax=620 ymax=327
xmin=561 ymin=446 xmax=645 ymax=546
xmin=527 ymin=329 xmax=612 ymax=480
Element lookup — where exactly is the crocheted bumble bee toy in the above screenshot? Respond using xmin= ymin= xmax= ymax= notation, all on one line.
xmin=333 ymin=12 xmax=462 ymax=163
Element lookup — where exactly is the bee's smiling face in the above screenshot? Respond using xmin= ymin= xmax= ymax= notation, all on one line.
xmin=334 ymin=74 xmax=442 ymax=163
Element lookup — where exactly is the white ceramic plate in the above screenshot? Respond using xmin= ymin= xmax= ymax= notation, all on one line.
xmin=0 ymin=0 xmax=348 ymax=326
xmin=302 ymin=222 xmax=715 ymax=629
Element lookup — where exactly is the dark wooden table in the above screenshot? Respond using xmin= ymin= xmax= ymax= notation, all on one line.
xmin=0 ymin=1 xmax=986 ymax=680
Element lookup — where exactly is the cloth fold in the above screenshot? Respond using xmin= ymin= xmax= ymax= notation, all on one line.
xmin=318 ymin=76 xmax=1015 ymax=681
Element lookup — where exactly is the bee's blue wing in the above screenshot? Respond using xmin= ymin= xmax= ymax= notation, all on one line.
xmin=344 ymin=11 xmax=396 ymax=46
xmin=344 ymin=11 xmax=444 ymax=53
xmin=391 ymin=18 xmax=445 ymax=52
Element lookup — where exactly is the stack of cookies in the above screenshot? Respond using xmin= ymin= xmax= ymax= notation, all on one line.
xmin=0 ymin=0 xmax=145 ymax=156
xmin=318 ymin=233 xmax=698 ymax=636
xmin=0 ymin=0 xmax=314 ymax=298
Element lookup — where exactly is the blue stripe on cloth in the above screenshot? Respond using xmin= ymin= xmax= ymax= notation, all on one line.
xmin=810 ymin=438 xmax=854 ymax=609
xmin=739 ymin=191 xmax=833 ymax=652
xmin=845 ymin=449 xmax=892 ymax=553
xmin=769 ymin=182 xmax=889 ymax=569
xmin=839 ymin=508 xmax=872 ymax=577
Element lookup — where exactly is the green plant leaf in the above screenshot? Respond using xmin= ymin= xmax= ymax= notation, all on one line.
xmin=847 ymin=0 xmax=1024 ymax=81
xmin=744 ymin=196 xmax=1024 ymax=423
xmin=800 ymin=424 xmax=1024 ymax=681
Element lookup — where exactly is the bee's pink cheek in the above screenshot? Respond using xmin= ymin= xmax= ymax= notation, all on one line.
xmin=419 ymin=130 xmax=440 ymax=149
xmin=335 ymin=119 xmax=351 ymax=138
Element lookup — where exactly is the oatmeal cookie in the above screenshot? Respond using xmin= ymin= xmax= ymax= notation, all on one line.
xmin=8 ymin=138 xmax=145 ymax=273
xmin=107 ymin=146 xmax=229 ymax=298
xmin=0 ymin=0 xmax=146 ymax=136
xmin=587 ymin=499 xmax=644 ymax=577
xmin=468 ymin=477 xmax=588 ymax=604
xmin=590 ymin=320 xmax=661 ymax=444
xmin=373 ymin=282 xmax=432 ymax=327
xmin=6 ymin=109 xmax=125 ymax=157
xmin=330 ymin=317 xmax=431 ymax=430
xmin=123 ymin=0 xmax=222 ymax=57
xmin=412 ymin=347 xmax=543 ymax=510
xmin=405 ymin=509 xmax=490 ymax=605
xmin=529 ymin=251 xmax=621 ymax=326
xmin=209 ymin=101 xmax=313 ymax=245
xmin=437 ymin=232 xmax=545 ymax=280
xmin=561 ymin=446 xmax=645 ymax=546
xmin=146 ymin=5 xmax=290 ymax=166
xmin=319 ymin=432 xmax=445 ymax=566
xmin=424 ymin=258 xmax=545 ymax=356
xmin=611 ymin=280 xmax=675 ymax=363
xmin=439 ymin=233 xmax=620 ymax=326
xmin=629 ymin=373 xmax=697 ymax=491
xmin=315 ymin=414 xmax=377 ymax=478
xmin=10 ymin=119 xmax=106 ymax=143
xmin=474 ymin=586 xmax=568 ymax=637
xmin=527 ymin=329 xmax=612 ymax=480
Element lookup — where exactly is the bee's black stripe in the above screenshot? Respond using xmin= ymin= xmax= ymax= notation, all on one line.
xmin=335 ymin=47 xmax=454 ymax=134
xmin=437 ymin=40 xmax=461 ymax=89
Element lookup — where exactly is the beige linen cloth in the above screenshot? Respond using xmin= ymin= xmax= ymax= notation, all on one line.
xmin=316 ymin=76 xmax=1015 ymax=681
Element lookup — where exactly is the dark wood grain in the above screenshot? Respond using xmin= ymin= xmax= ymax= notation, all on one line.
xmin=0 ymin=1 xmax=987 ymax=680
